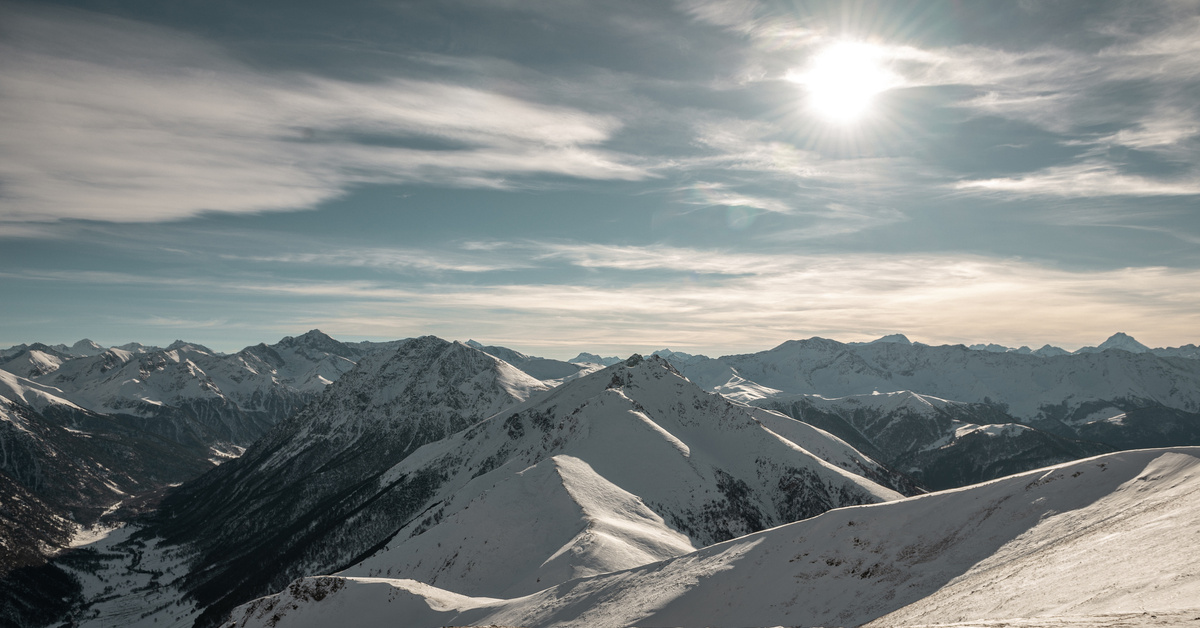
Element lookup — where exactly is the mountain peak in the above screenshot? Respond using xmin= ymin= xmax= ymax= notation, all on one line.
xmin=1097 ymin=332 xmax=1150 ymax=353
xmin=273 ymin=329 xmax=355 ymax=356
xmin=69 ymin=339 xmax=105 ymax=356
xmin=870 ymin=333 xmax=911 ymax=345
xmin=569 ymin=352 xmax=621 ymax=366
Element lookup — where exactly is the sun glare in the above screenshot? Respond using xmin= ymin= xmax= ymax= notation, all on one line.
xmin=791 ymin=41 xmax=899 ymax=124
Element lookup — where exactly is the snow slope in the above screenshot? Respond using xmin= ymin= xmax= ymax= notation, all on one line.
xmin=224 ymin=447 xmax=1200 ymax=628
xmin=144 ymin=350 xmax=901 ymax=627
xmin=0 ymin=346 xmax=69 ymax=378
xmin=340 ymin=454 xmax=696 ymax=597
xmin=760 ymin=390 xmax=1110 ymax=490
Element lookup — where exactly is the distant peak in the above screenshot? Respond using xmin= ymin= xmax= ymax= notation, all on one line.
xmin=1097 ymin=332 xmax=1150 ymax=353
xmin=464 ymin=339 xmax=485 ymax=349
xmin=569 ymin=352 xmax=621 ymax=366
xmin=166 ymin=340 xmax=213 ymax=353
xmin=870 ymin=334 xmax=911 ymax=345
xmin=274 ymin=329 xmax=348 ymax=353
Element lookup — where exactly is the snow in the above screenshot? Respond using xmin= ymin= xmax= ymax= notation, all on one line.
xmin=20 ymin=333 xmax=367 ymax=439
xmin=340 ymin=455 xmax=696 ymax=597
xmin=191 ymin=352 xmax=897 ymax=620
xmin=672 ymin=338 xmax=1200 ymax=422
xmin=62 ymin=525 xmax=203 ymax=628
xmin=953 ymin=422 xmax=1032 ymax=439
xmin=1071 ymin=406 xmax=1127 ymax=426
xmin=0 ymin=368 xmax=85 ymax=412
xmin=223 ymin=448 xmax=1200 ymax=628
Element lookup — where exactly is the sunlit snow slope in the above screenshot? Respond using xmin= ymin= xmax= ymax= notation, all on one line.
xmin=146 ymin=349 xmax=901 ymax=627
xmin=224 ymin=447 xmax=1200 ymax=628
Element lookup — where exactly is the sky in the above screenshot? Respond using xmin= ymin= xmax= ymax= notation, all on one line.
xmin=1 ymin=0 xmax=1199 ymax=359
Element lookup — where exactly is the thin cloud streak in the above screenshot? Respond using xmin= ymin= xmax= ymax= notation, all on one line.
xmin=955 ymin=162 xmax=1200 ymax=198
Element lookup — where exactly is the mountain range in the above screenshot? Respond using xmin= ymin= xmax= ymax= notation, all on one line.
xmin=2 ymin=330 xmax=1198 ymax=628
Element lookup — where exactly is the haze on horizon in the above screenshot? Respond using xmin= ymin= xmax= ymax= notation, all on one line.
xmin=1 ymin=0 xmax=1198 ymax=358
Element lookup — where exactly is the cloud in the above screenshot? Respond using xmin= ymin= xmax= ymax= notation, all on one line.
xmin=280 ymin=254 xmax=1200 ymax=354
xmin=0 ymin=7 xmax=646 ymax=224
xmin=219 ymin=248 xmax=532 ymax=274
xmin=955 ymin=161 xmax=1200 ymax=197
xmin=676 ymin=1 xmax=1200 ymax=201
xmin=677 ymin=182 xmax=793 ymax=213
xmin=9 ymin=245 xmax=1198 ymax=354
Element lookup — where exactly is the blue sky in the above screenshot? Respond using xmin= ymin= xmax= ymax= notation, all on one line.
xmin=2 ymin=0 xmax=1198 ymax=358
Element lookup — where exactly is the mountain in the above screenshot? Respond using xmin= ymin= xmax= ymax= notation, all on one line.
xmin=0 ymin=328 xmax=392 ymax=620
xmin=329 ymin=354 xmax=904 ymax=598
xmin=1152 ymin=343 xmax=1200 ymax=359
xmin=649 ymin=348 xmax=707 ymax=367
xmin=27 ymin=329 xmax=365 ymax=447
xmin=224 ymin=447 xmax=1200 ymax=628
xmin=68 ymin=348 xmax=903 ymax=628
xmin=0 ymin=343 xmax=71 ymax=379
xmin=668 ymin=337 xmax=1200 ymax=491
xmin=66 ymin=339 xmax=106 ymax=358
xmin=850 ymin=333 xmax=914 ymax=346
xmin=138 ymin=336 xmax=549 ymax=627
xmin=759 ymin=391 xmax=1111 ymax=490
xmin=465 ymin=339 xmax=587 ymax=381
xmin=1033 ymin=343 xmax=1070 ymax=356
xmin=1076 ymin=331 xmax=1152 ymax=354
xmin=113 ymin=342 xmax=161 ymax=354
xmin=676 ymin=337 xmax=1200 ymax=418
xmin=568 ymin=352 xmax=621 ymax=366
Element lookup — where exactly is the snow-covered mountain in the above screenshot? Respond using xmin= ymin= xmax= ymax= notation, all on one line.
xmin=19 ymin=329 xmax=366 ymax=446
xmin=1075 ymin=331 xmax=1152 ymax=354
xmin=759 ymin=391 xmax=1111 ymax=490
xmin=465 ymin=339 xmax=588 ymax=381
xmin=0 ymin=328 xmax=396 ymax=612
xmin=327 ymin=354 xmax=904 ymax=597
xmin=0 ymin=344 xmax=71 ymax=379
xmin=224 ymin=447 xmax=1200 ymax=628
xmin=662 ymin=336 xmax=1200 ymax=489
xmin=92 ymin=346 xmax=903 ymax=628
xmin=674 ymin=337 xmax=1200 ymax=419
xmin=568 ymin=352 xmax=621 ymax=366
xmin=141 ymin=336 xmax=550 ymax=626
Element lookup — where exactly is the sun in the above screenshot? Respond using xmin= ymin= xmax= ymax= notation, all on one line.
xmin=790 ymin=41 xmax=899 ymax=124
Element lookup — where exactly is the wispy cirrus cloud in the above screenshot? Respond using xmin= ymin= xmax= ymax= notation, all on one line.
xmin=8 ymin=245 xmax=1199 ymax=354
xmin=955 ymin=162 xmax=1200 ymax=197
xmin=0 ymin=7 xmax=646 ymax=224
